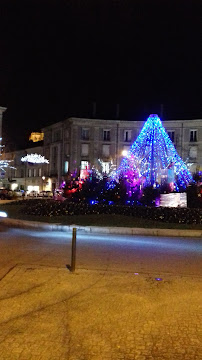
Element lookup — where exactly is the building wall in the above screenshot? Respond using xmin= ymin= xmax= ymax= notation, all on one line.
xmin=3 ymin=116 xmax=202 ymax=191
xmin=42 ymin=117 xmax=202 ymax=185
xmin=2 ymin=146 xmax=52 ymax=192
xmin=0 ymin=107 xmax=7 ymax=141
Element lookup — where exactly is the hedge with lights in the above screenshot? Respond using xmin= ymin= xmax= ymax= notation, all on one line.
xmin=12 ymin=199 xmax=202 ymax=224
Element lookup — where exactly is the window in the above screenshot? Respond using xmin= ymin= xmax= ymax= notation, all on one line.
xmin=167 ymin=131 xmax=175 ymax=143
xmin=21 ymin=169 xmax=24 ymax=178
xmin=124 ymin=130 xmax=132 ymax=142
xmin=103 ymin=129 xmax=110 ymax=141
xmin=52 ymin=146 xmax=58 ymax=170
xmin=81 ymin=144 xmax=89 ymax=156
xmin=53 ymin=130 xmax=61 ymax=142
xmin=28 ymin=169 xmax=32 ymax=177
xmin=102 ymin=144 xmax=110 ymax=157
xmin=52 ymin=146 xmax=58 ymax=158
xmin=190 ymin=130 xmax=197 ymax=142
xmin=189 ymin=147 xmax=197 ymax=159
xmin=80 ymin=161 xmax=89 ymax=170
xmin=33 ymin=169 xmax=37 ymax=177
xmin=39 ymin=168 xmax=42 ymax=177
xmin=64 ymin=129 xmax=69 ymax=140
xmin=81 ymin=128 xmax=89 ymax=140
xmin=45 ymin=148 xmax=50 ymax=159
xmin=64 ymin=161 xmax=69 ymax=173
xmin=65 ymin=143 xmax=69 ymax=156
xmin=45 ymin=132 xmax=51 ymax=145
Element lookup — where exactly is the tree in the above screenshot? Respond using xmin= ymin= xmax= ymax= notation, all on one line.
xmin=114 ymin=114 xmax=192 ymax=191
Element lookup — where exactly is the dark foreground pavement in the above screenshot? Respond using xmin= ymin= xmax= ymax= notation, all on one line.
xmin=0 ymin=226 xmax=201 ymax=359
xmin=0 ymin=265 xmax=201 ymax=360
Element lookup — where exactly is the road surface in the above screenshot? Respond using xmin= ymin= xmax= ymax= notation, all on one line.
xmin=0 ymin=228 xmax=201 ymax=276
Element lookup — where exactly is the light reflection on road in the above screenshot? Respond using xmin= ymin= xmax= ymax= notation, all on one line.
xmin=11 ymin=228 xmax=202 ymax=254
xmin=0 ymin=228 xmax=201 ymax=276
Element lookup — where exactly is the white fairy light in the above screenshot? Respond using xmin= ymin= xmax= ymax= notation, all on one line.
xmin=21 ymin=153 xmax=49 ymax=164
xmin=0 ymin=160 xmax=16 ymax=171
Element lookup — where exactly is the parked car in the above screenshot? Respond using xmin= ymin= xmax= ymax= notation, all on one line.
xmin=38 ymin=190 xmax=53 ymax=198
xmin=27 ymin=190 xmax=38 ymax=197
xmin=0 ymin=189 xmax=11 ymax=200
xmin=13 ymin=190 xmax=24 ymax=197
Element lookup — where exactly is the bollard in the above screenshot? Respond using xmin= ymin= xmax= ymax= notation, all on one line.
xmin=71 ymin=227 xmax=77 ymax=272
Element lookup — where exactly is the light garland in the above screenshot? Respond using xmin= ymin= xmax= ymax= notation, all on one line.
xmin=21 ymin=153 xmax=49 ymax=164
xmin=113 ymin=114 xmax=192 ymax=190
xmin=0 ymin=160 xmax=16 ymax=172
xmin=0 ymin=138 xmax=16 ymax=173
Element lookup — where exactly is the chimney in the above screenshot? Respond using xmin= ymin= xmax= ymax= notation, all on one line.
xmin=92 ymin=102 xmax=96 ymax=118
xmin=115 ymin=103 xmax=120 ymax=119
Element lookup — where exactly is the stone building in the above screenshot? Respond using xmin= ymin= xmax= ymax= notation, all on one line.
xmin=2 ymin=114 xmax=202 ymax=192
xmin=42 ymin=116 xmax=202 ymax=190
xmin=1 ymin=146 xmax=51 ymax=193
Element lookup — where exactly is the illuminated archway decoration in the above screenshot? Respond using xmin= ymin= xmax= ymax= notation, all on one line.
xmin=21 ymin=153 xmax=49 ymax=164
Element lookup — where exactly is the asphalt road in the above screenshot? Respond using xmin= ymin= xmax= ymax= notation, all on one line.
xmin=0 ymin=228 xmax=201 ymax=277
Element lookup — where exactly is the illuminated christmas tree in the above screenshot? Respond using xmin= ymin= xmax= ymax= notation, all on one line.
xmin=114 ymin=114 xmax=192 ymax=191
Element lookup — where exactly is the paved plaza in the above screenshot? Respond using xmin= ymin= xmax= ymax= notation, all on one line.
xmin=0 ymin=264 xmax=201 ymax=360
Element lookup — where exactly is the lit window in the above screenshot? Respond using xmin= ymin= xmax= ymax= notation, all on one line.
xmin=80 ymin=161 xmax=89 ymax=170
xmin=102 ymin=144 xmax=110 ymax=157
xmin=81 ymin=128 xmax=89 ymax=140
xmin=64 ymin=161 xmax=69 ymax=173
xmin=167 ymin=131 xmax=175 ymax=143
xmin=33 ymin=169 xmax=37 ymax=177
xmin=81 ymin=144 xmax=89 ymax=156
xmin=103 ymin=130 xmax=110 ymax=141
xmin=28 ymin=169 xmax=32 ymax=177
xmin=190 ymin=130 xmax=197 ymax=142
xmin=124 ymin=130 xmax=132 ymax=142
xmin=39 ymin=168 xmax=42 ymax=177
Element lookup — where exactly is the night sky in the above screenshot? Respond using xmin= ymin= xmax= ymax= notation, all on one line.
xmin=0 ymin=0 xmax=201 ymax=150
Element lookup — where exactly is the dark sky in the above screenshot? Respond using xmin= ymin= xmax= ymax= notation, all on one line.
xmin=0 ymin=0 xmax=201 ymax=149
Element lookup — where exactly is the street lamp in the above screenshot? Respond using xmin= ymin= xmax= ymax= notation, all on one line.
xmin=122 ymin=150 xmax=128 ymax=157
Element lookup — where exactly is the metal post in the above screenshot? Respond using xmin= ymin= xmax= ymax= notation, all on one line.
xmin=71 ymin=228 xmax=77 ymax=272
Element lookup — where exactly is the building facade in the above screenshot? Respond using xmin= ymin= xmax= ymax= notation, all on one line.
xmin=42 ymin=117 xmax=202 ymax=189
xmin=2 ymin=116 xmax=202 ymax=192
xmin=2 ymin=146 xmax=51 ymax=193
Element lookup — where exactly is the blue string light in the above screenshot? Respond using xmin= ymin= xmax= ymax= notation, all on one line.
xmin=113 ymin=114 xmax=192 ymax=190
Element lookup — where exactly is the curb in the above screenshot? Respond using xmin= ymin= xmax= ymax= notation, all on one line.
xmin=0 ymin=217 xmax=202 ymax=237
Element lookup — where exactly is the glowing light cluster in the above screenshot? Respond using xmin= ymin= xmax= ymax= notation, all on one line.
xmin=0 ymin=138 xmax=16 ymax=174
xmin=114 ymin=114 xmax=192 ymax=190
xmin=21 ymin=153 xmax=49 ymax=164
xmin=0 ymin=160 xmax=16 ymax=172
